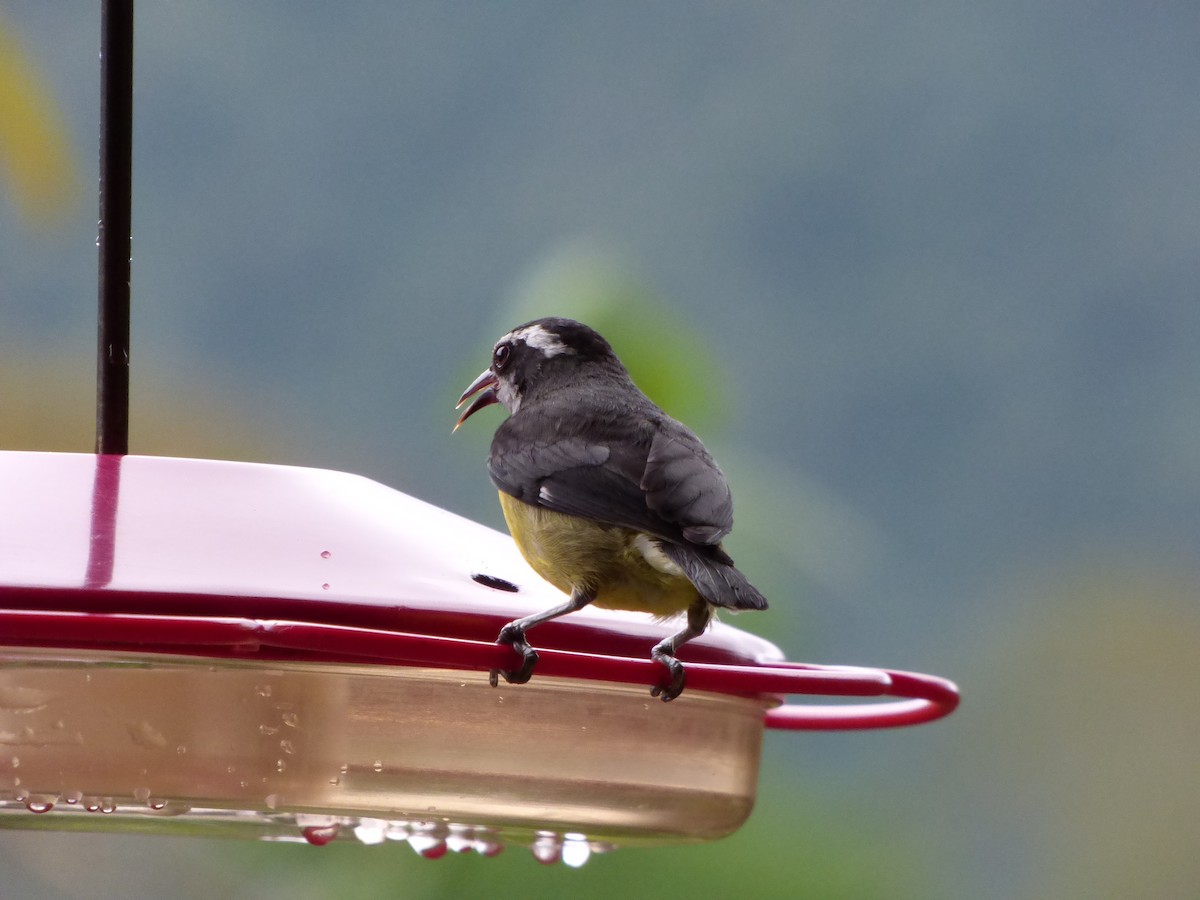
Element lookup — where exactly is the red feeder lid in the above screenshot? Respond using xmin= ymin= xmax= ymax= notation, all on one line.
xmin=0 ymin=451 xmax=957 ymax=859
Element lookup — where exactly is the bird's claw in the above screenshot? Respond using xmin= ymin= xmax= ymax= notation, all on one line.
xmin=650 ymin=650 xmax=686 ymax=702
xmin=490 ymin=623 xmax=539 ymax=687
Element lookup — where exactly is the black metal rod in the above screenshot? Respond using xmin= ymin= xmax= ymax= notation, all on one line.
xmin=96 ymin=0 xmax=134 ymax=455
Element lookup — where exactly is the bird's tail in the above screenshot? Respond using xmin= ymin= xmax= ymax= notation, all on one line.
xmin=661 ymin=543 xmax=769 ymax=611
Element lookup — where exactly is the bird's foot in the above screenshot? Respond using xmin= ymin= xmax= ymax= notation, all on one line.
xmin=489 ymin=622 xmax=539 ymax=687
xmin=650 ymin=648 xmax=686 ymax=702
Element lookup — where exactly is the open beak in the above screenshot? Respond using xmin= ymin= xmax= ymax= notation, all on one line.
xmin=454 ymin=369 xmax=499 ymax=430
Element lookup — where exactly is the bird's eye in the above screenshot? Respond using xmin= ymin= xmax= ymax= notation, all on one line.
xmin=493 ymin=343 xmax=511 ymax=369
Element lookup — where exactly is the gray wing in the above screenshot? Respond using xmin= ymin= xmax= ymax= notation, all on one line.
xmin=488 ymin=417 xmax=732 ymax=546
xmin=640 ymin=429 xmax=733 ymax=545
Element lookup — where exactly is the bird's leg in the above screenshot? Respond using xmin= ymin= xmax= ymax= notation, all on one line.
xmin=650 ymin=599 xmax=712 ymax=702
xmin=490 ymin=587 xmax=596 ymax=688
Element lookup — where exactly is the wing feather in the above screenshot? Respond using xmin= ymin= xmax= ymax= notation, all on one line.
xmin=641 ymin=431 xmax=732 ymax=544
xmin=488 ymin=410 xmax=733 ymax=548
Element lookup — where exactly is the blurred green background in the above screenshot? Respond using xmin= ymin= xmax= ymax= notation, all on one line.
xmin=2 ymin=4 xmax=1198 ymax=898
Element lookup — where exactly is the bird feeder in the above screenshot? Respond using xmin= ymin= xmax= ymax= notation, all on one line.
xmin=0 ymin=2 xmax=958 ymax=866
xmin=0 ymin=451 xmax=956 ymax=864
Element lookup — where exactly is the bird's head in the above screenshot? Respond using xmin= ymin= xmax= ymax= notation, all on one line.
xmin=455 ymin=317 xmax=620 ymax=429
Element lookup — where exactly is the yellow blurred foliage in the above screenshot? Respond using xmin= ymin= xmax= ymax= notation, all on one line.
xmin=0 ymin=350 xmax=287 ymax=463
xmin=969 ymin=568 xmax=1200 ymax=899
xmin=0 ymin=17 xmax=80 ymax=228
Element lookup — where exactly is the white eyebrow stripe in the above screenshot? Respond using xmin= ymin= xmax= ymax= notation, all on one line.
xmin=506 ymin=324 xmax=572 ymax=357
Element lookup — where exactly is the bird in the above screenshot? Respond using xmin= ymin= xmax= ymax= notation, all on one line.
xmin=455 ymin=317 xmax=767 ymax=701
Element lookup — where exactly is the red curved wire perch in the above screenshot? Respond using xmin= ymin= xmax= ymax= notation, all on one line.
xmin=0 ymin=609 xmax=958 ymax=731
xmin=763 ymin=666 xmax=960 ymax=731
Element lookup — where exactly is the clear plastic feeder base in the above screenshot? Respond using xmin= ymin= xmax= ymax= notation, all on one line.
xmin=0 ymin=649 xmax=767 ymax=859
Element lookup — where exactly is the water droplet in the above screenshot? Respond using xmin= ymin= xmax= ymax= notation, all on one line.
xmin=147 ymin=798 xmax=167 ymax=811
xmin=264 ymin=793 xmax=280 ymax=810
xmin=63 ymin=790 xmax=83 ymax=805
xmin=445 ymin=833 xmax=471 ymax=853
xmin=127 ymin=721 xmax=169 ymax=750
xmin=275 ymin=759 xmax=287 ymax=773
xmin=281 ymin=712 xmax=299 ymax=729
xmin=531 ymin=834 xmax=561 ymax=865
xmin=407 ymin=834 xmax=444 ymax=857
xmin=303 ymin=823 xmax=340 ymax=846
xmin=355 ymin=821 xmax=386 ymax=845
xmin=320 ymin=550 xmax=332 ymax=559
xmin=25 ymin=796 xmax=56 ymax=814
xmin=279 ymin=740 xmax=295 ymax=755
xmin=255 ymin=684 xmax=273 ymax=698
xmin=561 ymin=834 xmax=591 ymax=868
xmin=321 ymin=583 xmax=331 ymax=590
xmin=338 ymin=764 xmax=349 ymax=775
xmin=132 ymin=786 xmax=151 ymax=804
xmin=384 ymin=822 xmax=411 ymax=841
xmin=372 ymin=760 xmax=383 ymax=773
xmin=99 ymin=798 xmax=117 ymax=814
xmin=175 ymin=745 xmax=187 ymax=755
xmin=259 ymin=724 xmax=279 ymax=736
xmin=10 ymin=757 xmax=19 ymax=769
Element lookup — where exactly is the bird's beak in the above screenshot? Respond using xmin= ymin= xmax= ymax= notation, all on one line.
xmin=454 ymin=369 xmax=499 ymax=431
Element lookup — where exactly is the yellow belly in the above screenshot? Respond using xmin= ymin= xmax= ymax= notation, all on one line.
xmin=498 ymin=491 xmax=699 ymax=618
